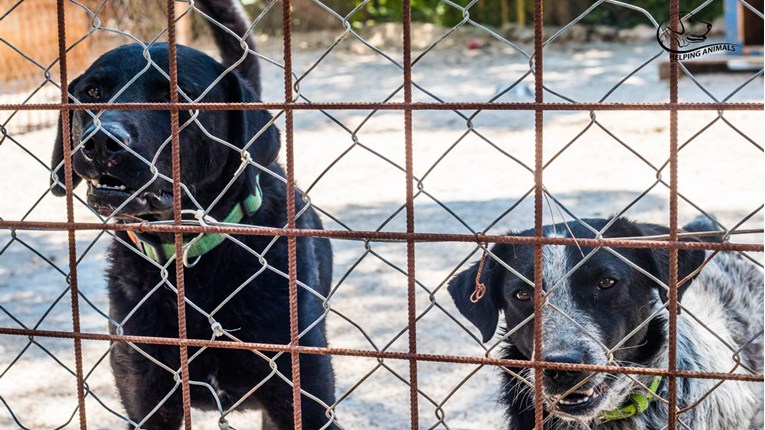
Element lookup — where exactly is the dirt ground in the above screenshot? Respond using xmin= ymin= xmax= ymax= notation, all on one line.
xmin=0 ymin=37 xmax=763 ymax=429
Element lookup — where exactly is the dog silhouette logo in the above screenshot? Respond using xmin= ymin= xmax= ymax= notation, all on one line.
xmin=657 ymin=11 xmax=738 ymax=57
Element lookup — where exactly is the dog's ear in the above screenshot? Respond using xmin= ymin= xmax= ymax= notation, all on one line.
xmin=50 ymin=78 xmax=82 ymax=196
xmin=448 ymin=245 xmax=509 ymax=343
xmin=228 ymin=73 xmax=280 ymax=170
xmin=633 ymin=221 xmax=706 ymax=303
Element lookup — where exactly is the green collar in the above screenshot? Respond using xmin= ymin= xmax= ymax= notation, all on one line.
xmin=127 ymin=185 xmax=263 ymax=265
xmin=599 ymin=376 xmax=663 ymax=423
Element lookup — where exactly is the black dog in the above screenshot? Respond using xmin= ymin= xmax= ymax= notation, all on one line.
xmin=448 ymin=217 xmax=763 ymax=429
xmin=49 ymin=1 xmax=337 ymax=428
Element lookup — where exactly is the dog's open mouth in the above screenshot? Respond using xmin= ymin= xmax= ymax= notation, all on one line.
xmin=90 ymin=175 xmax=129 ymax=192
xmin=86 ymin=176 xmax=173 ymax=217
xmin=548 ymin=385 xmax=607 ymax=417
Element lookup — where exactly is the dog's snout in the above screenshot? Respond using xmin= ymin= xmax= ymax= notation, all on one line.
xmin=543 ymin=351 xmax=585 ymax=385
xmin=81 ymin=123 xmax=130 ymax=160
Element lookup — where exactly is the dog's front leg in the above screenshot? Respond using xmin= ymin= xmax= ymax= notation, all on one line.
xmin=110 ymin=342 xmax=184 ymax=430
xmin=254 ymin=353 xmax=338 ymax=430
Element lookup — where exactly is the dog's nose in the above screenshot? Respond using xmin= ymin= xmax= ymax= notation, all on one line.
xmin=543 ymin=351 xmax=585 ymax=385
xmin=81 ymin=123 xmax=130 ymax=160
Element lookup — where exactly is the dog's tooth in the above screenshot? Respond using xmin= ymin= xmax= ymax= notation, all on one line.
xmin=559 ymin=395 xmax=591 ymax=406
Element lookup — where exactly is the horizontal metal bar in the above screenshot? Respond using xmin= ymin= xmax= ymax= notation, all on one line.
xmin=0 ymin=327 xmax=760 ymax=382
xmin=1 ymin=220 xmax=762 ymax=251
xmin=0 ymin=102 xmax=762 ymax=111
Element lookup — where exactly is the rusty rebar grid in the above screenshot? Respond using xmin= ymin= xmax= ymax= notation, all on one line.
xmin=1 ymin=0 xmax=762 ymax=428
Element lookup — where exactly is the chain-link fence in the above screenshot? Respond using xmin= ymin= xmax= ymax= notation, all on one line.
xmin=0 ymin=0 xmax=191 ymax=134
xmin=0 ymin=0 xmax=763 ymax=429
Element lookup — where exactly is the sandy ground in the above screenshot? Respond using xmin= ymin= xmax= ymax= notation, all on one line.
xmin=0 ymin=38 xmax=763 ymax=430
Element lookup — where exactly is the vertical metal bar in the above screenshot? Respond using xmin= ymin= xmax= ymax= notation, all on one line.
xmin=56 ymin=1 xmax=87 ymax=428
xmin=166 ymin=1 xmax=193 ymax=428
xmin=402 ymin=1 xmax=419 ymax=429
xmin=667 ymin=1 xmax=680 ymax=429
xmin=281 ymin=1 xmax=303 ymax=428
xmin=532 ymin=0 xmax=545 ymax=429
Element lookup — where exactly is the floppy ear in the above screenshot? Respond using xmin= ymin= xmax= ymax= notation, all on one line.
xmin=228 ymin=73 xmax=280 ymax=171
xmin=448 ymin=245 xmax=508 ymax=343
xmin=51 ymin=78 xmax=83 ymax=196
xmin=633 ymin=222 xmax=706 ymax=304
xmin=50 ymin=112 xmax=84 ymax=195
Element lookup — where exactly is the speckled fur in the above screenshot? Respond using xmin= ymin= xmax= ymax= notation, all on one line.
xmin=540 ymin=249 xmax=764 ymax=430
xmin=448 ymin=217 xmax=763 ymax=430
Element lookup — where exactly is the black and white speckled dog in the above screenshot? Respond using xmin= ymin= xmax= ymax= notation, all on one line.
xmin=448 ymin=216 xmax=763 ymax=429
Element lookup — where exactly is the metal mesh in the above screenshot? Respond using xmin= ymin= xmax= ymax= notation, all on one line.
xmin=0 ymin=0 xmax=763 ymax=429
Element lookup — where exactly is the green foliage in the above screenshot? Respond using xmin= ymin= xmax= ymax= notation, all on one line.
xmin=243 ymin=0 xmax=724 ymax=32
xmin=575 ymin=1 xmax=724 ymax=28
xmin=340 ymin=0 xmax=723 ymax=29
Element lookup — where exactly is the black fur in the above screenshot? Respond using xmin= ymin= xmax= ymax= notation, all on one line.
xmin=48 ymin=1 xmax=336 ymax=428
xmin=195 ymin=0 xmax=262 ymax=97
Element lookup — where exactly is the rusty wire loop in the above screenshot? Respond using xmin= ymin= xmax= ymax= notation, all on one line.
xmin=0 ymin=0 xmax=763 ymax=429
xmin=469 ymin=243 xmax=488 ymax=303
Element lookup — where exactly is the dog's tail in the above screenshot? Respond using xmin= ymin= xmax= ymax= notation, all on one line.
xmin=682 ymin=215 xmax=723 ymax=243
xmin=195 ymin=0 xmax=262 ymax=97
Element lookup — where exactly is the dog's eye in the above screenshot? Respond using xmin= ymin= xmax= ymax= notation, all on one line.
xmin=514 ymin=290 xmax=531 ymax=301
xmin=86 ymin=87 xmax=101 ymax=100
xmin=598 ymin=277 xmax=617 ymax=289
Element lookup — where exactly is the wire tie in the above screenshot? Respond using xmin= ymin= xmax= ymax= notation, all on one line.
xmin=210 ymin=321 xmax=225 ymax=338
xmin=193 ymin=209 xmax=211 ymax=226
xmin=218 ymin=418 xmax=236 ymax=430
xmin=240 ymin=150 xmax=252 ymax=164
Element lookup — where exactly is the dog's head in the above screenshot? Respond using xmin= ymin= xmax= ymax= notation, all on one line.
xmin=50 ymin=43 xmax=278 ymax=220
xmin=448 ymin=217 xmax=706 ymax=422
xmin=663 ymin=12 xmax=713 ymax=47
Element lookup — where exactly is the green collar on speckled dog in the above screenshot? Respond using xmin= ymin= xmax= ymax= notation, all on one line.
xmin=599 ymin=376 xmax=663 ymax=423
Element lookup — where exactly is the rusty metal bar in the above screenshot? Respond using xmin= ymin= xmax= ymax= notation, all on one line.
xmin=166 ymin=1 xmax=193 ymax=428
xmin=0 ymin=327 xmax=761 ymax=383
xmin=402 ymin=1 xmax=419 ymax=428
xmin=1 ymin=220 xmax=761 ymax=252
xmin=667 ymin=2 xmax=680 ymax=429
xmin=1 ymin=102 xmax=761 ymax=111
xmin=55 ymin=1 xmax=87 ymax=428
xmin=280 ymin=0 xmax=304 ymax=427
xmin=532 ymin=0 xmax=545 ymax=427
